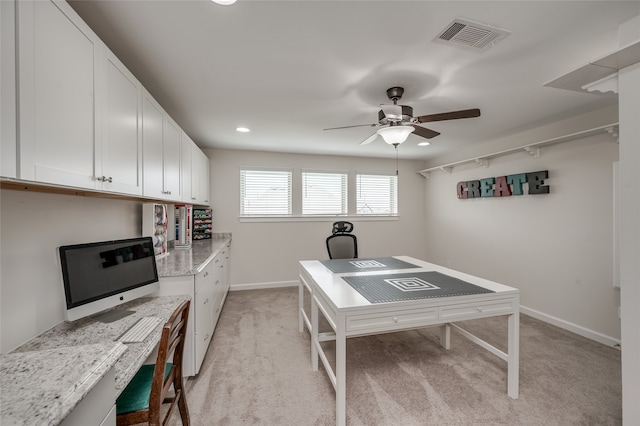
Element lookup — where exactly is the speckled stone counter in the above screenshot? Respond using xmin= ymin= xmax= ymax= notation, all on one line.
xmin=1 ymin=342 xmax=125 ymax=426
xmin=156 ymin=234 xmax=231 ymax=277
xmin=3 ymin=295 xmax=189 ymax=426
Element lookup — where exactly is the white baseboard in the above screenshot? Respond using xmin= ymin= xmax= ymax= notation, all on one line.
xmin=230 ymin=280 xmax=298 ymax=291
xmin=521 ymin=305 xmax=621 ymax=349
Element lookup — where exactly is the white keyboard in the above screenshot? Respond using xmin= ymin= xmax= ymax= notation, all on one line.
xmin=117 ymin=316 xmax=163 ymax=343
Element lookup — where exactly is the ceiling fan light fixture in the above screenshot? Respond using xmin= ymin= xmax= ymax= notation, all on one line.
xmin=377 ymin=125 xmax=415 ymax=145
xmin=418 ymin=141 xmax=431 ymax=146
xmin=211 ymin=0 xmax=236 ymax=5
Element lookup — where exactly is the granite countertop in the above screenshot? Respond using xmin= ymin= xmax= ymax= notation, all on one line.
xmin=156 ymin=233 xmax=231 ymax=277
xmin=0 ymin=342 xmax=126 ymax=426
xmin=4 ymin=295 xmax=190 ymax=426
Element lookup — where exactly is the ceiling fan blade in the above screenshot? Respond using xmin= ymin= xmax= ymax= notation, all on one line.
xmin=323 ymin=123 xmax=378 ymax=131
xmin=411 ymin=125 xmax=440 ymax=139
xmin=359 ymin=133 xmax=379 ymax=145
xmin=416 ymin=108 xmax=481 ymax=123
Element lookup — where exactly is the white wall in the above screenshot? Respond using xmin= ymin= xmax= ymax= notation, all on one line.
xmin=207 ymin=148 xmax=428 ymax=288
xmin=423 ymin=133 xmax=620 ymax=342
xmin=0 ymin=189 xmax=142 ymax=352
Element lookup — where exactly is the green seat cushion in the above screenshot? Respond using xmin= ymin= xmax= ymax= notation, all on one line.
xmin=116 ymin=363 xmax=173 ymax=415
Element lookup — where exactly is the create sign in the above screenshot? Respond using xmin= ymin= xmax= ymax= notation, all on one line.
xmin=457 ymin=170 xmax=549 ymax=199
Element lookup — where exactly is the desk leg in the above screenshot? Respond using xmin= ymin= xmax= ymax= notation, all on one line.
xmin=507 ymin=312 xmax=520 ymax=399
xmin=439 ymin=324 xmax=451 ymax=349
xmin=336 ymin=317 xmax=346 ymax=426
xmin=311 ymin=295 xmax=319 ymax=371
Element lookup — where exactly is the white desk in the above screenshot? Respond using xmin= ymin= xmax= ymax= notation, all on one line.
xmin=298 ymin=256 xmax=520 ymax=426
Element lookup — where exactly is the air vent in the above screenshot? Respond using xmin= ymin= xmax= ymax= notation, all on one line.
xmin=434 ymin=18 xmax=510 ymax=52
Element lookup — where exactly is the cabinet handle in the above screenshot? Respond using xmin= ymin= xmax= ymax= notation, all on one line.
xmin=191 ymin=197 xmax=197 ymax=200
xmin=203 ymin=334 xmax=210 ymax=341
xmin=215 ymin=280 xmax=219 ymax=285
xmin=203 ymin=298 xmax=209 ymax=304
xmin=476 ymin=307 xmax=483 ymax=313
xmin=393 ymin=317 xmax=399 ymax=323
xmin=204 ymin=272 xmax=209 ymax=278
xmin=107 ymin=176 xmax=112 ymax=183
xmin=96 ymin=176 xmax=112 ymax=183
xmin=215 ymin=259 xmax=219 ymax=263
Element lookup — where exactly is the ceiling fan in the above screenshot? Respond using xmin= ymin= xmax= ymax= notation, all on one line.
xmin=324 ymin=87 xmax=481 ymax=146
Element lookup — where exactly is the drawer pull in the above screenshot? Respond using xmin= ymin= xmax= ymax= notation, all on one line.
xmin=215 ymin=280 xmax=219 ymax=285
xmin=203 ymin=272 xmax=209 ymax=278
xmin=215 ymin=258 xmax=219 ymax=263
xmin=393 ymin=317 xmax=398 ymax=323
xmin=203 ymin=298 xmax=209 ymax=304
xmin=477 ymin=307 xmax=483 ymax=312
xmin=203 ymin=334 xmax=209 ymax=341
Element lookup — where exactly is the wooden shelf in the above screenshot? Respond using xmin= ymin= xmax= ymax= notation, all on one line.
xmin=418 ymin=123 xmax=618 ymax=178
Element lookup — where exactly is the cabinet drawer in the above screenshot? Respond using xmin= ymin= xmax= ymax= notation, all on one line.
xmin=346 ymin=307 xmax=438 ymax=334
xmin=439 ymin=299 xmax=515 ymax=321
xmin=195 ymin=262 xmax=214 ymax=295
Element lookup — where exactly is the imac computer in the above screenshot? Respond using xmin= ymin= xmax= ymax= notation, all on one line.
xmin=59 ymin=236 xmax=160 ymax=322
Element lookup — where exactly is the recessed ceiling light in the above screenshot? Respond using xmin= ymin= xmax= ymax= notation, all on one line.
xmin=211 ymin=0 xmax=236 ymax=4
xmin=236 ymin=127 xmax=250 ymax=133
xmin=418 ymin=142 xmax=431 ymax=146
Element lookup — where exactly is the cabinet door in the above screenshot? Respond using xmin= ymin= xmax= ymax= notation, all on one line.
xmin=198 ymin=148 xmax=211 ymax=205
xmin=181 ymin=132 xmax=194 ymax=203
xmin=1 ymin=0 xmax=17 ymax=178
xmin=194 ymin=263 xmax=215 ymax=371
xmin=190 ymin=142 xmax=201 ymax=203
xmin=99 ymin=49 xmax=142 ymax=195
xmin=163 ymin=116 xmax=182 ymax=200
xmin=142 ymin=91 xmax=165 ymax=198
xmin=18 ymin=0 xmax=99 ymax=188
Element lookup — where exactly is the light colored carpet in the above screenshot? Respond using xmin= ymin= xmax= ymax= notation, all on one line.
xmin=183 ymin=287 xmax=621 ymax=425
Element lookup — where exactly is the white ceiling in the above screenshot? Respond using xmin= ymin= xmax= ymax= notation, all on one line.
xmin=68 ymin=0 xmax=640 ymax=160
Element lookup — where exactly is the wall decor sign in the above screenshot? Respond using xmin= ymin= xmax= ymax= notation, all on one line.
xmin=457 ymin=170 xmax=549 ymax=199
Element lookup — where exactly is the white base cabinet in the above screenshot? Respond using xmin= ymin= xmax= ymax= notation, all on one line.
xmin=153 ymin=243 xmax=230 ymax=376
xmin=60 ymin=368 xmax=116 ymax=426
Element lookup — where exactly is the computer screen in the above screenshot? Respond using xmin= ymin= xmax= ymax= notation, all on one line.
xmin=59 ymin=236 xmax=160 ymax=321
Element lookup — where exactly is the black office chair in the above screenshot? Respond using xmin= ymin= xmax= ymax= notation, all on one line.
xmin=326 ymin=221 xmax=358 ymax=259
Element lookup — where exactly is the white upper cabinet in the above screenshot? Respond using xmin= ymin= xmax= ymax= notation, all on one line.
xmin=181 ymin=132 xmax=195 ymax=203
xmin=10 ymin=0 xmax=190 ymax=201
xmin=180 ymin=133 xmax=210 ymax=205
xmin=142 ymin=90 xmax=182 ymax=201
xmin=1 ymin=0 xmax=17 ymax=178
xmin=97 ymin=49 xmax=143 ymax=195
xmin=163 ymin=116 xmax=182 ymax=200
xmin=197 ymin=148 xmax=211 ymax=205
xmin=180 ymin=133 xmax=210 ymax=206
xmin=17 ymin=0 xmax=99 ymax=188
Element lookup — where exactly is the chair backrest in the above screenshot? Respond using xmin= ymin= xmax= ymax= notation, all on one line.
xmin=149 ymin=300 xmax=190 ymax=420
xmin=326 ymin=221 xmax=358 ymax=259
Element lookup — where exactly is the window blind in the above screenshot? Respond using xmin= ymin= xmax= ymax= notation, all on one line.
xmin=240 ymin=169 xmax=292 ymax=215
xmin=356 ymin=174 xmax=398 ymax=215
xmin=302 ymin=172 xmax=348 ymax=215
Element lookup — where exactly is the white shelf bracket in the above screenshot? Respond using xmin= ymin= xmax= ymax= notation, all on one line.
xmin=582 ymin=72 xmax=619 ymax=94
xmin=474 ymin=158 xmax=489 ymax=168
xmin=605 ymin=126 xmax=619 ymax=143
xmin=524 ymin=146 xmax=540 ymax=158
xmin=419 ymin=171 xmax=430 ymax=179
xmin=440 ymin=166 xmax=452 ymax=174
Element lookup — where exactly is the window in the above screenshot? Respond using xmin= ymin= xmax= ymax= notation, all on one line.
xmin=357 ymin=173 xmax=398 ymax=215
xmin=302 ymin=171 xmax=348 ymax=215
xmin=240 ymin=169 xmax=292 ymax=216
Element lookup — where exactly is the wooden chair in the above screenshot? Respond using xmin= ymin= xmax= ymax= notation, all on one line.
xmin=116 ymin=300 xmax=191 ymax=426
